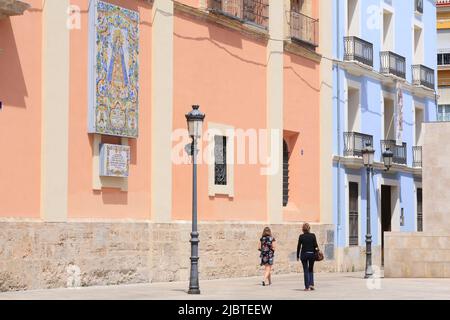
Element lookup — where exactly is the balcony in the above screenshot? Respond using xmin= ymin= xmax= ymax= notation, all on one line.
xmin=207 ymin=0 xmax=269 ymax=29
xmin=415 ymin=0 xmax=423 ymax=14
xmin=0 ymin=0 xmax=29 ymax=19
xmin=344 ymin=36 xmax=374 ymax=67
xmin=289 ymin=11 xmax=318 ymax=47
xmin=380 ymin=140 xmax=407 ymax=165
xmin=413 ymin=146 xmax=422 ymax=168
xmin=412 ymin=65 xmax=435 ymax=90
xmin=380 ymin=51 xmax=406 ymax=79
xmin=344 ymin=132 xmax=374 ymax=157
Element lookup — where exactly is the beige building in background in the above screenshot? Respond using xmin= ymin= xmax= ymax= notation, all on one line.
xmin=385 ymin=122 xmax=450 ymax=278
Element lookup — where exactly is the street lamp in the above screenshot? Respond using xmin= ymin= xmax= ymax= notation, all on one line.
xmin=382 ymin=147 xmax=394 ymax=172
xmin=185 ymin=105 xmax=205 ymax=295
xmin=362 ymin=143 xmax=375 ymax=279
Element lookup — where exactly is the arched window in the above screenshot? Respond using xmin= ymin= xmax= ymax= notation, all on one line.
xmin=283 ymin=140 xmax=289 ymax=207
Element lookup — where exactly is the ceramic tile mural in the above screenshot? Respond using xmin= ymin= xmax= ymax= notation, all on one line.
xmin=88 ymin=0 xmax=140 ymax=138
xmin=99 ymin=144 xmax=131 ymax=177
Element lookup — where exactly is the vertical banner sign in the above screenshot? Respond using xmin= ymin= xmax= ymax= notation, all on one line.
xmin=88 ymin=0 xmax=140 ymax=138
xmin=395 ymin=81 xmax=404 ymax=146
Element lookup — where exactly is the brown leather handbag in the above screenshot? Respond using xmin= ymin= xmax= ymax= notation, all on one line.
xmin=315 ymin=250 xmax=324 ymax=262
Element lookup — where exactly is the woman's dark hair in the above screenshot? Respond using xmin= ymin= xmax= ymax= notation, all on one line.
xmin=302 ymin=223 xmax=311 ymax=234
xmin=262 ymin=227 xmax=272 ymax=237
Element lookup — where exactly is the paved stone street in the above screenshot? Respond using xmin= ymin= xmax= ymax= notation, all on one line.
xmin=0 ymin=273 xmax=449 ymax=300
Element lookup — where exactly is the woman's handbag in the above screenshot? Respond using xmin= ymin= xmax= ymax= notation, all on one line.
xmin=315 ymin=250 xmax=324 ymax=262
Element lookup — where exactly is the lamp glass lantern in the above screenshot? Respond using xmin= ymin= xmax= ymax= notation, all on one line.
xmin=362 ymin=143 xmax=375 ymax=167
xmin=382 ymin=147 xmax=394 ymax=171
xmin=186 ymin=105 xmax=205 ymax=138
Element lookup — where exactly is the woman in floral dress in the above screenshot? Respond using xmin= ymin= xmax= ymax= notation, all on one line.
xmin=258 ymin=227 xmax=276 ymax=286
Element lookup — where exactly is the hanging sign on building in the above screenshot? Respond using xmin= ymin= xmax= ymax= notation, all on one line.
xmin=395 ymin=81 xmax=404 ymax=146
xmin=99 ymin=144 xmax=131 ymax=177
xmin=88 ymin=0 xmax=140 ymax=138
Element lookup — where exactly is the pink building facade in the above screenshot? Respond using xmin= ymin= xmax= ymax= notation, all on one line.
xmin=0 ymin=0 xmax=334 ymax=291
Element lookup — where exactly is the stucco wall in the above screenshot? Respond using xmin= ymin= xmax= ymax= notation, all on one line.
xmin=172 ymin=10 xmax=268 ymax=222
xmin=67 ymin=0 xmax=153 ymax=220
xmin=0 ymin=0 xmax=43 ymax=218
xmin=283 ymin=52 xmax=321 ymax=222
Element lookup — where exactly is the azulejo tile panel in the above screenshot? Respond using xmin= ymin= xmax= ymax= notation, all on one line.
xmin=99 ymin=143 xmax=131 ymax=177
xmin=88 ymin=0 xmax=140 ymax=138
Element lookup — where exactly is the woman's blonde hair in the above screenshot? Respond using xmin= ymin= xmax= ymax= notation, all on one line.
xmin=302 ymin=223 xmax=311 ymax=234
xmin=262 ymin=227 xmax=272 ymax=237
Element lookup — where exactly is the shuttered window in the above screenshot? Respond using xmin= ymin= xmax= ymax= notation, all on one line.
xmin=214 ymin=135 xmax=227 ymax=186
xmin=283 ymin=140 xmax=289 ymax=207
xmin=417 ymin=188 xmax=423 ymax=232
xmin=349 ymin=182 xmax=359 ymax=246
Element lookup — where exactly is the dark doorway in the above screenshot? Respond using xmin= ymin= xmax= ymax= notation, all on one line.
xmin=417 ymin=188 xmax=423 ymax=232
xmin=349 ymin=182 xmax=359 ymax=246
xmin=283 ymin=140 xmax=289 ymax=207
xmin=381 ymin=185 xmax=392 ymax=266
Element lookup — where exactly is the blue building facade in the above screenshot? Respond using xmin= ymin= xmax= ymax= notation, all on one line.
xmin=331 ymin=0 xmax=437 ymax=270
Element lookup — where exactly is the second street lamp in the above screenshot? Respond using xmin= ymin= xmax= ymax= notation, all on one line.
xmin=362 ymin=143 xmax=375 ymax=279
xmin=185 ymin=105 xmax=205 ymax=295
xmin=383 ymin=147 xmax=394 ymax=171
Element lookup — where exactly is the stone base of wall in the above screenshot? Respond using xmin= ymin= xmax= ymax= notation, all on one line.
xmin=0 ymin=221 xmax=336 ymax=292
xmin=335 ymin=246 xmax=382 ymax=273
xmin=0 ymin=222 xmax=151 ymax=291
xmin=384 ymin=232 xmax=450 ymax=278
xmin=150 ymin=222 xmax=336 ymax=282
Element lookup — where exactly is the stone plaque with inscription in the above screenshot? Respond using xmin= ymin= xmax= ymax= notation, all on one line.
xmin=99 ymin=144 xmax=130 ymax=177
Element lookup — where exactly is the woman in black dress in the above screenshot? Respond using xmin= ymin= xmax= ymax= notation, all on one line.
xmin=258 ymin=227 xmax=276 ymax=286
xmin=297 ymin=223 xmax=319 ymax=291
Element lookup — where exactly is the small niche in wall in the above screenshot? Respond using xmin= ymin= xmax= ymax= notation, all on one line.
xmin=92 ymin=134 xmax=130 ymax=191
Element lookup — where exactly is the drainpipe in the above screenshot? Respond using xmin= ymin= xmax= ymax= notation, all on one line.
xmin=335 ymin=0 xmax=342 ymax=271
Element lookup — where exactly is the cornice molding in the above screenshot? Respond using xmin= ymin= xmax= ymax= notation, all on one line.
xmin=284 ymin=40 xmax=322 ymax=63
xmin=334 ymin=60 xmax=437 ymax=99
xmin=0 ymin=0 xmax=29 ymax=20
xmin=174 ymin=2 xmax=269 ymax=43
xmin=332 ymin=155 xmax=422 ymax=176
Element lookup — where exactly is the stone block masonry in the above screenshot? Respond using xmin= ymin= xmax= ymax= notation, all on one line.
xmin=0 ymin=221 xmax=335 ymax=292
xmin=384 ymin=232 xmax=450 ymax=278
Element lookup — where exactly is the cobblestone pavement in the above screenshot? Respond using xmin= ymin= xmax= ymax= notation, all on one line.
xmin=0 ymin=273 xmax=449 ymax=300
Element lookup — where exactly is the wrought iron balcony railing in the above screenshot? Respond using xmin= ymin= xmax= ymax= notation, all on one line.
xmin=415 ymin=0 xmax=423 ymax=14
xmin=344 ymin=36 xmax=374 ymax=67
xmin=381 ymin=140 xmax=407 ymax=165
xmin=380 ymin=51 xmax=406 ymax=79
xmin=290 ymin=11 xmax=318 ymax=47
xmin=344 ymin=132 xmax=374 ymax=158
xmin=207 ymin=0 xmax=269 ymax=29
xmin=413 ymin=146 xmax=423 ymax=168
xmin=412 ymin=65 xmax=435 ymax=90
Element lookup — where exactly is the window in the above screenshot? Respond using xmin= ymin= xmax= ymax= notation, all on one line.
xmin=347 ymin=0 xmax=360 ymax=36
xmin=208 ymin=122 xmax=234 ymax=197
xmin=415 ymin=107 xmax=424 ymax=146
xmin=384 ymin=97 xmax=395 ymax=140
xmin=349 ymin=182 xmax=359 ymax=246
xmin=214 ymin=135 xmax=227 ymax=186
xmin=417 ymin=188 xmax=423 ymax=232
xmin=347 ymin=86 xmax=360 ymax=133
xmin=437 ymin=53 xmax=450 ymax=66
xmin=413 ymin=26 xmax=424 ymax=64
xmin=382 ymin=10 xmax=394 ymax=51
xmin=283 ymin=140 xmax=289 ymax=207
xmin=438 ymin=105 xmax=450 ymax=122
xmin=415 ymin=0 xmax=423 ymax=14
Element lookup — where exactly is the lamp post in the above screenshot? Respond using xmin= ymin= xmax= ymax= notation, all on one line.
xmin=382 ymin=147 xmax=394 ymax=172
xmin=362 ymin=143 xmax=375 ymax=279
xmin=185 ymin=105 xmax=205 ymax=295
